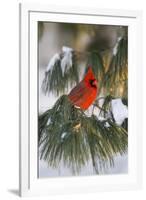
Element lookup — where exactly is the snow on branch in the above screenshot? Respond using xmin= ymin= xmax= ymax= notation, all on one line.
xmin=46 ymin=53 xmax=60 ymax=72
xmin=89 ymin=96 xmax=128 ymax=127
xmin=42 ymin=46 xmax=79 ymax=96
xmin=112 ymin=37 xmax=122 ymax=56
xmin=45 ymin=46 xmax=73 ymax=76
xmin=61 ymin=46 xmax=73 ymax=76
xmin=111 ymin=98 xmax=128 ymax=125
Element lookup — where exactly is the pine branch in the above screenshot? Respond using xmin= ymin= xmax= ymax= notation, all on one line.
xmin=39 ymin=95 xmax=128 ymax=174
xmin=41 ymin=37 xmax=128 ymax=98
xmin=42 ymin=50 xmax=79 ymax=96
xmin=102 ymin=38 xmax=128 ymax=96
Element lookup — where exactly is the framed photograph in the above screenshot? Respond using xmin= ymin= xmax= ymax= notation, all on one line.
xmin=19 ymin=3 xmax=142 ymax=197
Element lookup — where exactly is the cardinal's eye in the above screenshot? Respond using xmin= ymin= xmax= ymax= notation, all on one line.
xmin=89 ymin=79 xmax=94 ymax=84
xmin=89 ymin=79 xmax=97 ymax=87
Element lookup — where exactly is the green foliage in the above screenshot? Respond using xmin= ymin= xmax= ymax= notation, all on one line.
xmin=97 ymin=95 xmax=114 ymax=118
xmin=42 ymin=38 xmax=128 ymax=97
xmin=102 ymin=38 xmax=128 ymax=96
xmin=39 ymin=95 xmax=128 ymax=174
xmin=42 ymin=53 xmax=79 ymax=96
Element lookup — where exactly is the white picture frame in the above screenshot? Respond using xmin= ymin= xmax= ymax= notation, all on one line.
xmin=19 ymin=3 xmax=143 ymax=197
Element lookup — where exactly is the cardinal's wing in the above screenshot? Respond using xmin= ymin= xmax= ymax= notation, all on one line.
xmin=68 ymin=81 xmax=87 ymax=103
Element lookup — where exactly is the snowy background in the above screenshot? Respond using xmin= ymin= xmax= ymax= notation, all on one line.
xmin=38 ymin=22 xmax=128 ymax=178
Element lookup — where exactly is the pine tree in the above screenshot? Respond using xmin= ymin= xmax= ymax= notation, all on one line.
xmin=39 ymin=25 xmax=128 ymax=174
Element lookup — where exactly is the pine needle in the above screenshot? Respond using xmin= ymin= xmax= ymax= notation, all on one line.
xmin=39 ymin=95 xmax=128 ymax=174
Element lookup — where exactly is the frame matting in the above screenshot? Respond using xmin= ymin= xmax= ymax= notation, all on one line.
xmin=19 ymin=3 xmax=143 ymax=197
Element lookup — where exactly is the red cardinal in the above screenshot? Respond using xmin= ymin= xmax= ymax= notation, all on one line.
xmin=68 ymin=67 xmax=98 ymax=110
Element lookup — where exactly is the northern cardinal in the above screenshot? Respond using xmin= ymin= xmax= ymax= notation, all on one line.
xmin=68 ymin=67 xmax=98 ymax=110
